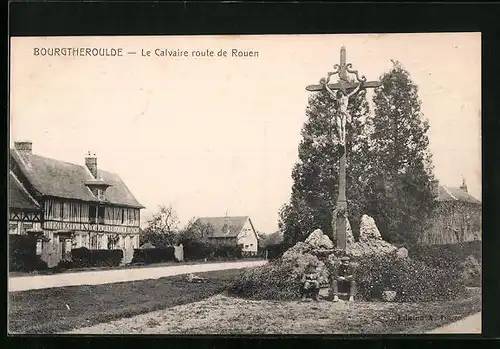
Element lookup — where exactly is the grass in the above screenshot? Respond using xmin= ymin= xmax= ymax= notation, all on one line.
xmin=67 ymin=290 xmax=481 ymax=335
xmin=8 ymin=268 xmax=246 ymax=334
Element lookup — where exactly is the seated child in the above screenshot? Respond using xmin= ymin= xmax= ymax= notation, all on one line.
xmin=300 ymin=263 xmax=321 ymax=301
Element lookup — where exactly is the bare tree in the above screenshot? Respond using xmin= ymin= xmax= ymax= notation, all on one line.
xmin=142 ymin=204 xmax=180 ymax=247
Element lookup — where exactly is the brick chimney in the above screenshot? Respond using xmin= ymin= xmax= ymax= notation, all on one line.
xmin=460 ymin=177 xmax=468 ymax=193
xmin=85 ymin=152 xmax=98 ymax=179
xmin=14 ymin=141 xmax=33 ymax=155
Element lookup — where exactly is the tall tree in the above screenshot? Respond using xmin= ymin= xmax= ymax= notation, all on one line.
xmin=366 ymin=61 xmax=437 ymax=244
xmin=279 ymin=85 xmax=371 ymax=244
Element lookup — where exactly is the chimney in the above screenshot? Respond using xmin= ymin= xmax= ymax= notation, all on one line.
xmin=430 ymin=179 xmax=439 ymax=198
xmin=85 ymin=152 xmax=98 ymax=179
xmin=14 ymin=141 xmax=33 ymax=155
xmin=460 ymin=177 xmax=468 ymax=193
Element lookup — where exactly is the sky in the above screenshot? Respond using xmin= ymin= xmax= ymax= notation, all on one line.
xmin=10 ymin=33 xmax=481 ymax=234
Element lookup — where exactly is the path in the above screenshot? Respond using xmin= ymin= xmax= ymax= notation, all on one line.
xmin=428 ymin=312 xmax=481 ymax=334
xmin=8 ymin=260 xmax=267 ymax=292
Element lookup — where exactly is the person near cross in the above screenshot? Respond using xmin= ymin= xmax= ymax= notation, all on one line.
xmin=320 ymin=77 xmax=363 ymax=146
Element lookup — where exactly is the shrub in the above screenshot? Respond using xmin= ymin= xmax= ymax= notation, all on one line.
xmin=227 ymin=260 xmax=303 ymax=300
xmin=55 ymin=260 xmax=75 ymax=271
xmin=263 ymin=243 xmax=292 ymax=260
xmin=183 ymin=240 xmax=243 ymax=261
xmin=354 ymin=253 xmax=467 ymax=302
xmin=71 ymin=248 xmax=123 ymax=268
xmin=9 ymin=235 xmax=48 ymax=272
xmin=408 ymin=241 xmax=482 ymax=269
xmin=131 ymin=247 xmax=176 ymax=264
xmin=460 ymin=255 xmax=481 ymax=287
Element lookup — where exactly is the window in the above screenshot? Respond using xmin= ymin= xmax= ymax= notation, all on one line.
xmin=36 ymin=239 xmax=42 ymax=255
xmin=23 ymin=223 xmax=33 ymax=232
xmin=89 ymin=205 xmax=97 ymax=224
xmin=90 ymin=234 xmax=98 ymax=249
xmin=121 ymin=209 xmax=125 ymax=224
xmin=98 ymin=206 xmax=105 ymax=224
xmin=9 ymin=223 xmax=18 ymax=234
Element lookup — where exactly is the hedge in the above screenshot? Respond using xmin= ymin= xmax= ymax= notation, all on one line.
xmin=354 ymin=253 xmax=468 ymax=302
xmin=182 ymin=240 xmax=242 ymax=261
xmin=71 ymin=247 xmax=124 ymax=268
xmin=9 ymin=235 xmax=48 ymax=272
xmin=131 ymin=247 xmax=176 ymax=264
xmin=408 ymin=241 xmax=482 ymax=269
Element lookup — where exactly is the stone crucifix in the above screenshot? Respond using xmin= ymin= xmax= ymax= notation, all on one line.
xmin=306 ymin=46 xmax=381 ymax=251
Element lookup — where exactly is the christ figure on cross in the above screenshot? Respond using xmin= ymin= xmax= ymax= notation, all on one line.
xmin=320 ymin=77 xmax=362 ymax=146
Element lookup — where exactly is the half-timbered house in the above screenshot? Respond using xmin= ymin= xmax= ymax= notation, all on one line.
xmin=9 ymin=141 xmax=144 ymax=267
xmin=194 ymin=216 xmax=259 ymax=255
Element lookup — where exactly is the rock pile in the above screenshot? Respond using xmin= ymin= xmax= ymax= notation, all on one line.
xmin=345 ymin=215 xmax=398 ymax=258
xmin=304 ymin=229 xmax=334 ymax=249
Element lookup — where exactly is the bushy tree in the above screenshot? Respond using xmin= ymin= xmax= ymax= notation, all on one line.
xmin=140 ymin=204 xmax=180 ymax=248
xmin=279 ymin=85 xmax=371 ymax=244
xmin=366 ymin=61 xmax=437 ymax=243
xmin=175 ymin=217 xmax=215 ymax=244
xmin=279 ymin=61 xmax=437 ymax=246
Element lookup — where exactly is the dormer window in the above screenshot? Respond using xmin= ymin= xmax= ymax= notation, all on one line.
xmin=84 ymin=179 xmax=112 ymax=202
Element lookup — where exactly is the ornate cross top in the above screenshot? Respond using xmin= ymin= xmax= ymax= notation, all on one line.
xmin=306 ymin=46 xmax=381 ymax=95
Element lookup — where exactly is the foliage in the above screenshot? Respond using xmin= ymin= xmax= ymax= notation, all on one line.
xmin=366 ymin=61 xmax=437 ymax=244
xmin=408 ymin=241 xmax=482 ymax=269
xmin=140 ymin=204 xmax=180 ymax=248
xmin=354 ymin=253 xmax=467 ymax=302
xmin=278 ymin=61 xmax=437 ymax=247
xmin=278 ymin=86 xmax=371 ymax=245
xmin=182 ymin=240 xmax=243 ymax=261
xmin=71 ymin=247 xmax=124 ymax=268
xmin=9 ymin=234 xmax=48 ymax=272
xmin=175 ymin=217 xmax=215 ymax=245
xmin=131 ymin=247 xmax=176 ymax=264
xmin=262 ymin=243 xmax=292 ymax=260
xmin=257 ymin=231 xmax=284 ymax=248
xmin=227 ymin=260 xmax=304 ymax=300
xmin=460 ymin=255 xmax=481 ymax=287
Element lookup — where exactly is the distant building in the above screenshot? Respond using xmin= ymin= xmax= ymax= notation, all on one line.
xmin=420 ymin=178 xmax=481 ymax=245
xmin=194 ymin=216 xmax=259 ymax=255
xmin=9 ymin=141 xmax=144 ymax=267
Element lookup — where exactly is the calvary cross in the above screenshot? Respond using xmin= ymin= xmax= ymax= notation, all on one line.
xmin=305 ymin=46 xmax=382 ymax=252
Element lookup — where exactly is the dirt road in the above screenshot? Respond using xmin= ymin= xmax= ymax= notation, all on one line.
xmin=9 ymin=260 xmax=267 ymax=292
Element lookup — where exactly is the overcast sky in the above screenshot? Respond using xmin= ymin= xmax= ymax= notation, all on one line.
xmin=10 ymin=33 xmax=481 ymax=234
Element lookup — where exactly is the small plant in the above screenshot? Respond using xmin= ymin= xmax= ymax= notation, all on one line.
xmin=460 ymin=255 xmax=481 ymax=287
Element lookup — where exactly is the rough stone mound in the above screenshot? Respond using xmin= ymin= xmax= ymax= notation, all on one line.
xmin=345 ymin=214 xmax=397 ymax=258
xmin=359 ymin=214 xmax=382 ymax=241
xmin=346 ymin=218 xmax=354 ymax=245
xmin=281 ymin=229 xmax=336 ymax=286
xmin=305 ymin=229 xmax=334 ymax=249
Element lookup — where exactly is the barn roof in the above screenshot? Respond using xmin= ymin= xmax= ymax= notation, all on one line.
xmin=10 ymin=149 xmax=144 ymax=208
xmin=9 ymin=171 xmax=41 ymax=210
xmin=195 ymin=216 xmax=252 ymax=238
xmin=438 ymin=185 xmax=481 ymax=204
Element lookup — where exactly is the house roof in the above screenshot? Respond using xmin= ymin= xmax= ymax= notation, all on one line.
xmin=195 ymin=216 xmax=252 ymax=238
xmin=10 ymin=149 xmax=144 ymax=208
xmin=438 ymin=185 xmax=481 ymax=204
xmin=9 ymin=171 xmax=41 ymax=210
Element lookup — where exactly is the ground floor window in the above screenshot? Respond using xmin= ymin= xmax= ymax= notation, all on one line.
xmin=36 ymin=239 xmax=42 ymax=255
xmin=90 ymin=234 xmax=98 ymax=249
